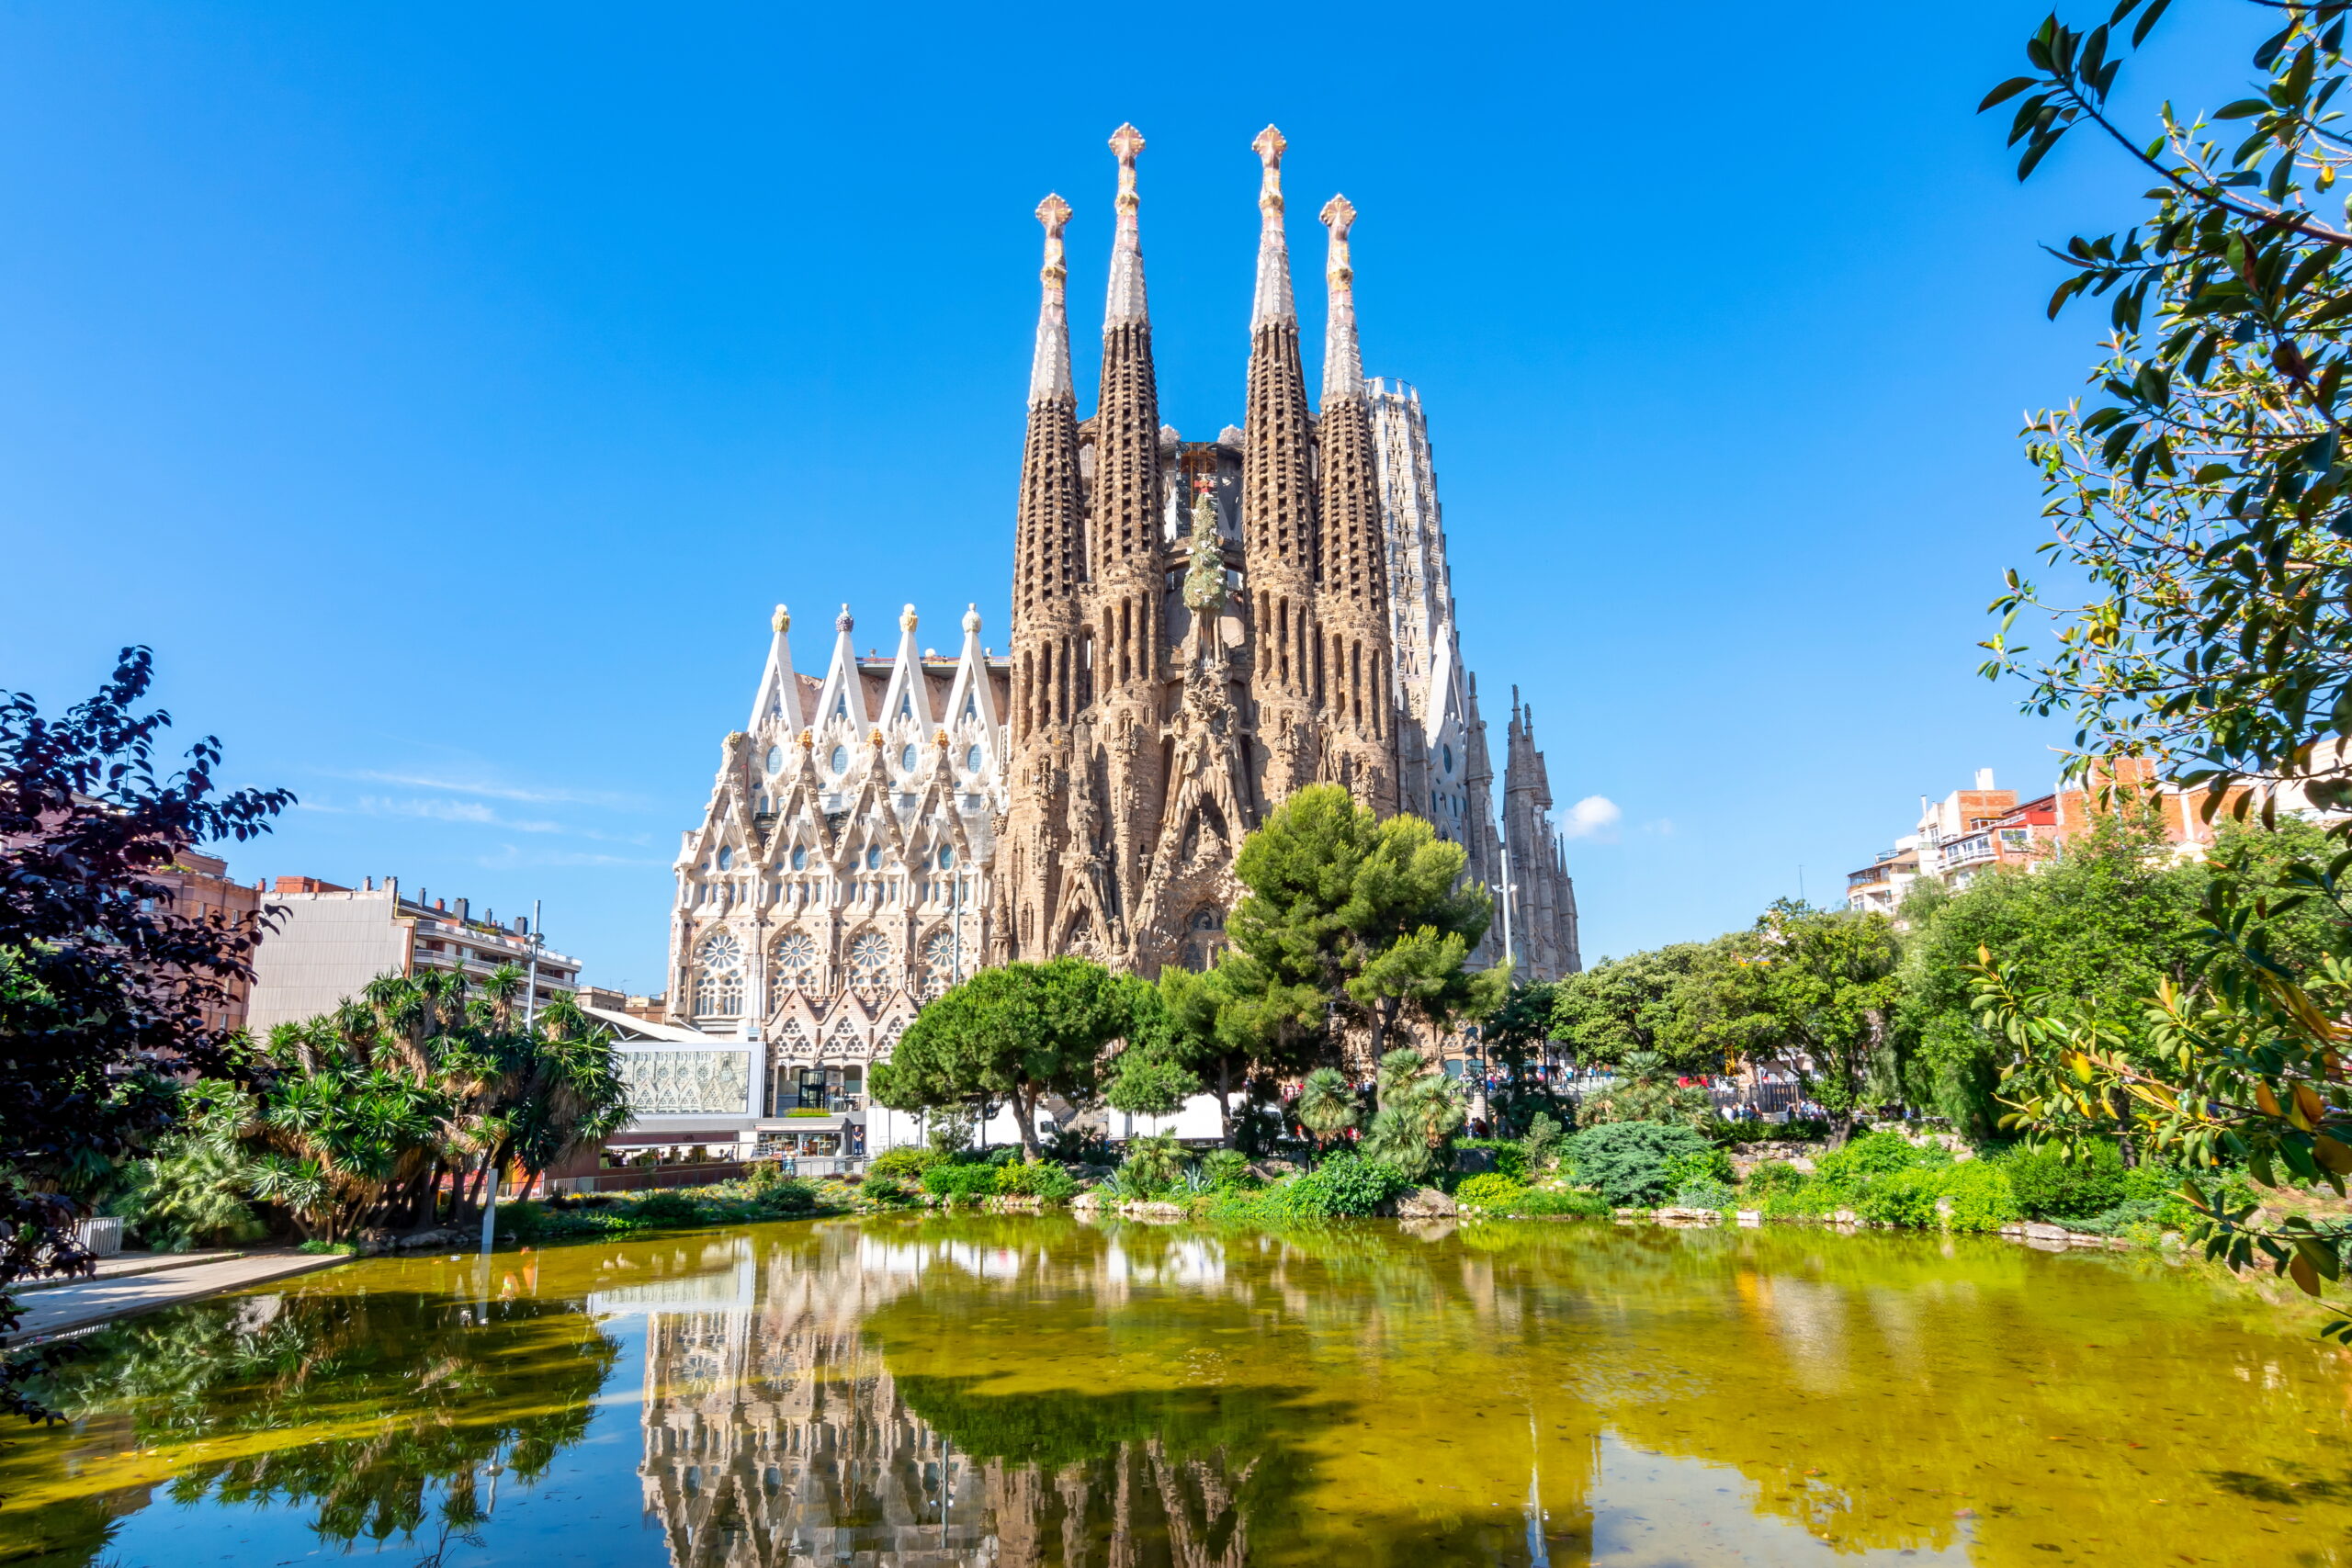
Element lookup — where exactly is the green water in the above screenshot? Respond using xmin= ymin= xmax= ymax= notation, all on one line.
xmin=3 ymin=1216 xmax=2346 ymax=1567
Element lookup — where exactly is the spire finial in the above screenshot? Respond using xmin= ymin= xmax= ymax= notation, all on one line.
xmin=899 ymin=604 xmax=919 ymax=634
xmin=836 ymin=604 xmax=854 ymax=633
xmin=962 ymin=603 xmax=981 ymax=635
xmin=773 ymin=604 xmax=790 ymax=634
xmin=1250 ymin=126 xmax=1295 ymax=330
xmin=1028 ymin=194 xmax=1075 ymax=404
xmin=1106 ymin=125 xmax=1148 ymax=324
xmin=1319 ymin=194 xmax=1363 ymax=402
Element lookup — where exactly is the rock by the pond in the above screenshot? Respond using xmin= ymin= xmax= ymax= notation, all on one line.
xmin=1396 ymin=1187 xmax=1458 ymax=1219
xmin=1736 ymin=1210 xmax=1762 ymax=1226
xmin=1831 ymin=1208 xmax=1860 ymax=1225
xmin=1656 ymin=1207 xmax=1721 ymax=1224
xmin=2022 ymin=1222 xmax=2071 ymax=1242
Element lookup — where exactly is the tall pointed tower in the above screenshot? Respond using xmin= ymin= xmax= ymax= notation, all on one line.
xmin=1000 ymin=193 xmax=1088 ymax=960
xmin=1239 ymin=126 xmax=1322 ymax=802
xmin=1075 ymin=122 xmax=1169 ymax=957
xmin=1313 ymin=194 xmax=1398 ymax=813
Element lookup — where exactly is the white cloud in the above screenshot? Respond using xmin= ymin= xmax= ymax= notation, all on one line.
xmin=324 ymin=768 xmax=643 ymax=810
xmin=356 ymin=795 xmax=565 ymax=833
xmin=1561 ymin=795 xmax=1623 ymax=840
xmin=476 ymin=844 xmax=665 ymax=870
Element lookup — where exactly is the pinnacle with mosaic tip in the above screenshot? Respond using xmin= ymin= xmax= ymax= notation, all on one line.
xmin=1106 ymin=125 xmax=1148 ymax=325
xmin=773 ymin=604 xmax=790 ymax=634
xmin=1320 ymin=195 xmax=1364 ymax=403
xmin=1250 ymin=126 xmax=1295 ymax=330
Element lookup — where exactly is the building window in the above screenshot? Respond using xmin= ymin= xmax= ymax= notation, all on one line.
xmin=830 ymin=745 xmax=849 ymax=773
xmin=716 ymin=846 xmax=733 ymax=871
xmin=692 ymin=929 xmax=745 ymax=1017
xmin=865 ymin=846 xmax=882 ymax=870
xmin=765 ymin=745 xmax=783 ymax=774
xmin=790 ymin=846 xmax=808 ymax=871
xmin=846 ymin=931 xmax=893 ymax=998
xmin=920 ymin=931 xmax=956 ymax=998
xmin=900 ymin=744 xmax=918 ymax=771
xmin=770 ymin=931 xmax=821 ymax=1006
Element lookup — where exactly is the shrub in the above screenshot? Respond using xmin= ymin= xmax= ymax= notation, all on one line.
xmin=1744 ymin=1160 xmax=1811 ymax=1198
xmin=630 ymin=1190 xmax=706 ymax=1226
xmin=1938 ymin=1159 xmax=2022 ymax=1232
xmin=1454 ymin=1172 xmax=1527 ymax=1211
xmin=1294 ymin=1153 xmax=1413 ymax=1216
xmin=869 ymin=1145 xmax=944 ymax=1182
xmin=1814 ymin=1130 xmax=1931 ymax=1189
xmin=1661 ymin=1146 xmax=1735 ymax=1191
xmin=994 ymin=1160 xmax=1080 ymax=1201
xmin=1561 ymin=1121 xmax=1713 ymax=1207
xmin=1199 ymin=1149 xmax=1256 ymax=1190
xmin=1672 ymin=1177 xmax=1738 ymax=1211
xmin=921 ymin=1164 xmax=998 ymax=1204
xmin=1455 ymin=1139 xmax=1529 ymax=1181
xmin=861 ymin=1176 xmax=914 ymax=1206
xmin=1120 ymin=1134 xmax=1187 ymax=1193
xmin=1519 ymin=1187 xmax=1611 ymax=1218
xmin=1853 ymin=1168 xmax=1950 ymax=1228
xmin=752 ymin=1178 xmax=818 ymax=1216
xmin=2002 ymin=1141 xmax=2128 ymax=1220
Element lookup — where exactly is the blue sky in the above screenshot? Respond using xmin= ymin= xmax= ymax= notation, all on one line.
xmin=0 ymin=3 xmax=2264 ymax=991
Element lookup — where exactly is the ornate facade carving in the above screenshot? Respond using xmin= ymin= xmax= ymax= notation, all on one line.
xmin=665 ymin=130 xmax=1581 ymax=1085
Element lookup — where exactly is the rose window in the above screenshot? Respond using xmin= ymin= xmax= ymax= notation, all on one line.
xmin=919 ymin=931 xmax=956 ymax=998
xmin=692 ymin=928 xmax=744 ymax=1017
xmin=769 ymin=931 xmax=822 ymax=1008
xmin=846 ymin=931 xmax=894 ymax=998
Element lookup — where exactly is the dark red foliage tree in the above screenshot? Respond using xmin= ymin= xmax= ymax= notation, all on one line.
xmin=0 ymin=648 xmax=289 ymax=1421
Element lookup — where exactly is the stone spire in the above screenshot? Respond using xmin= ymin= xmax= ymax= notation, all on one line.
xmin=1312 ymin=192 xmax=1396 ymax=813
xmin=1090 ymin=121 xmax=1165 ymax=597
xmin=1250 ymin=126 xmax=1295 ymax=330
xmin=1241 ymin=125 xmax=1322 ymax=800
xmin=1012 ymin=194 xmax=1087 ymax=642
xmin=1105 ymin=124 xmax=1148 ymax=325
xmin=1028 ymin=194 xmax=1073 ymax=405
xmin=1319 ymin=195 xmax=1363 ymax=402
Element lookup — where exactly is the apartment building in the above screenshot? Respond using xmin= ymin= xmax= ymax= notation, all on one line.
xmin=245 ymin=876 xmax=579 ymax=1032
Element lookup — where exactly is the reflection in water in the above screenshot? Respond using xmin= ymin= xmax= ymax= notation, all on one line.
xmin=6 ymin=1217 xmax=2352 ymax=1567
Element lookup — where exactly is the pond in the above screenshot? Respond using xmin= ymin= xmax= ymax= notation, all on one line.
xmin=3 ymin=1215 xmax=2346 ymax=1567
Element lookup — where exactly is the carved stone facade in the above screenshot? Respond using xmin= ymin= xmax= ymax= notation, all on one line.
xmin=664 ymin=128 xmax=1581 ymax=1094
xmin=992 ymin=125 xmax=1579 ymax=983
xmin=665 ymin=604 xmax=1007 ymax=1099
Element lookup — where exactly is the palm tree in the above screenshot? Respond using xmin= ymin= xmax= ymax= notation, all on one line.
xmin=1359 ymin=1049 xmax=1466 ymax=1181
xmin=1294 ymin=1068 xmax=1359 ymax=1164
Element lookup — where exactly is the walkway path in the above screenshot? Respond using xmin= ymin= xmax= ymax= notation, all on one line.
xmin=11 ymin=1250 xmax=352 ymax=1344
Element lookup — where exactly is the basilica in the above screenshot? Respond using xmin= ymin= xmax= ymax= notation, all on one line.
xmin=656 ymin=126 xmax=1578 ymax=1120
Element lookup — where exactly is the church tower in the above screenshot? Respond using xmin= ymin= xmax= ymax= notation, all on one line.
xmin=1313 ymin=193 xmax=1398 ymax=814
xmin=1239 ymin=126 xmax=1323 ymax=803
xmin=1073 ymin=123 xmax=1169 ymax=961
xmin=1001 ymin=191 xmax=1088 ymax=960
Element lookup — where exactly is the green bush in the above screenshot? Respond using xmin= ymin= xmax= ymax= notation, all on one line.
xmin=2002 ymin=1141 xmax=2128 ymax=1220
xmin=994 ymin=1160 xmax=1080 ymax=1201
xmin=1744 ymin=1160 xmax=1811 ymax=1197
xmin=869 ymin=1145 xmax=944 ymax=1182
xmin=1456 ymin=1139 xmax=1529 ymax=1181
xmin=1561 ymin=1121 xmax=1713 ymax=1207
xmin=1198 ymin=1149 xmax=1256 ymax=1190
xmin=1672 ymin=1177 xmax=1738 ymax=1210
xmin=1294 ymin=1154 xmax=1413 ymax=1216
xmin=752 ymin=1178 xmax=819 ymax=1216
xmin=1519 ymin=1187 xmax=1611 ymax=1218
xmin=1853 ymin=1168 xmax=1950 ymax=1228
xmin=860 ymin=1176 xmax=914 ymax=1206
xmin=1661 ymin=1146 xmax=1735 ymax=1191
xmin=1120 ymin=1134 xmax=1187 ymax=1192
xmin=1939 ymin=1160 xmax=2022 ymax=1232
xmin=1814 ymin=1130 xmax=1933 ymax=1189
xmin=630 ymin=1190 xmax=706 ymax=1226
xmin=921 ymin=1164 xmax=998 ymax=1204
xmin=1454 ymin=1172 xmax=1527 ymax=1211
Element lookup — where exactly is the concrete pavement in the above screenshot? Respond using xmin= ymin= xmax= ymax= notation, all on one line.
xmin=11 ymin=1250 xmax=353 ymax=1343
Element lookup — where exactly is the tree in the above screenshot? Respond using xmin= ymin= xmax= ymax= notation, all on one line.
xmin=1576 ymin=1050 xmax=1713 ymax=1131
xmin=1358 ymin=1049 xmax=1466 ymax=1181
xmin=1971 ymin=0 xmax=2352 ymax=1319
xmin=1292 ymin=1067 xmax=1359 ymax=1162
xmin=0 ymin=648 xmax=289 ymax=1420
xmin=1980 ymin=0 xmax=2352 ymax=809
xmin=1680 ymin=901 xmax=1903 ymax=1141
xmin=1548 ymin=944 xmax=1713 ymax=1071
xmin=1477 ymin=979 xmax=1569 ymax=1135
xmin=870 ymin=957 xmax=1125 ymax=1159
xmin=1218 ymin=784 xmax=1504 ymax=1067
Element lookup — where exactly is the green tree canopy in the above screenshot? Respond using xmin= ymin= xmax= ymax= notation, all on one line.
xmin=1548 ymin=944 xmax=1713 ymax=1072
xmin=870 ymin=956 xmax=1126 ymax=1158
xmin=1217 ymin=784 xmax=1503 ymax=1066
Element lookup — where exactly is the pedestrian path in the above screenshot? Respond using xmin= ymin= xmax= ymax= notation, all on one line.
xmin=11 ymin=1250 xmax=350 ymax=1343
